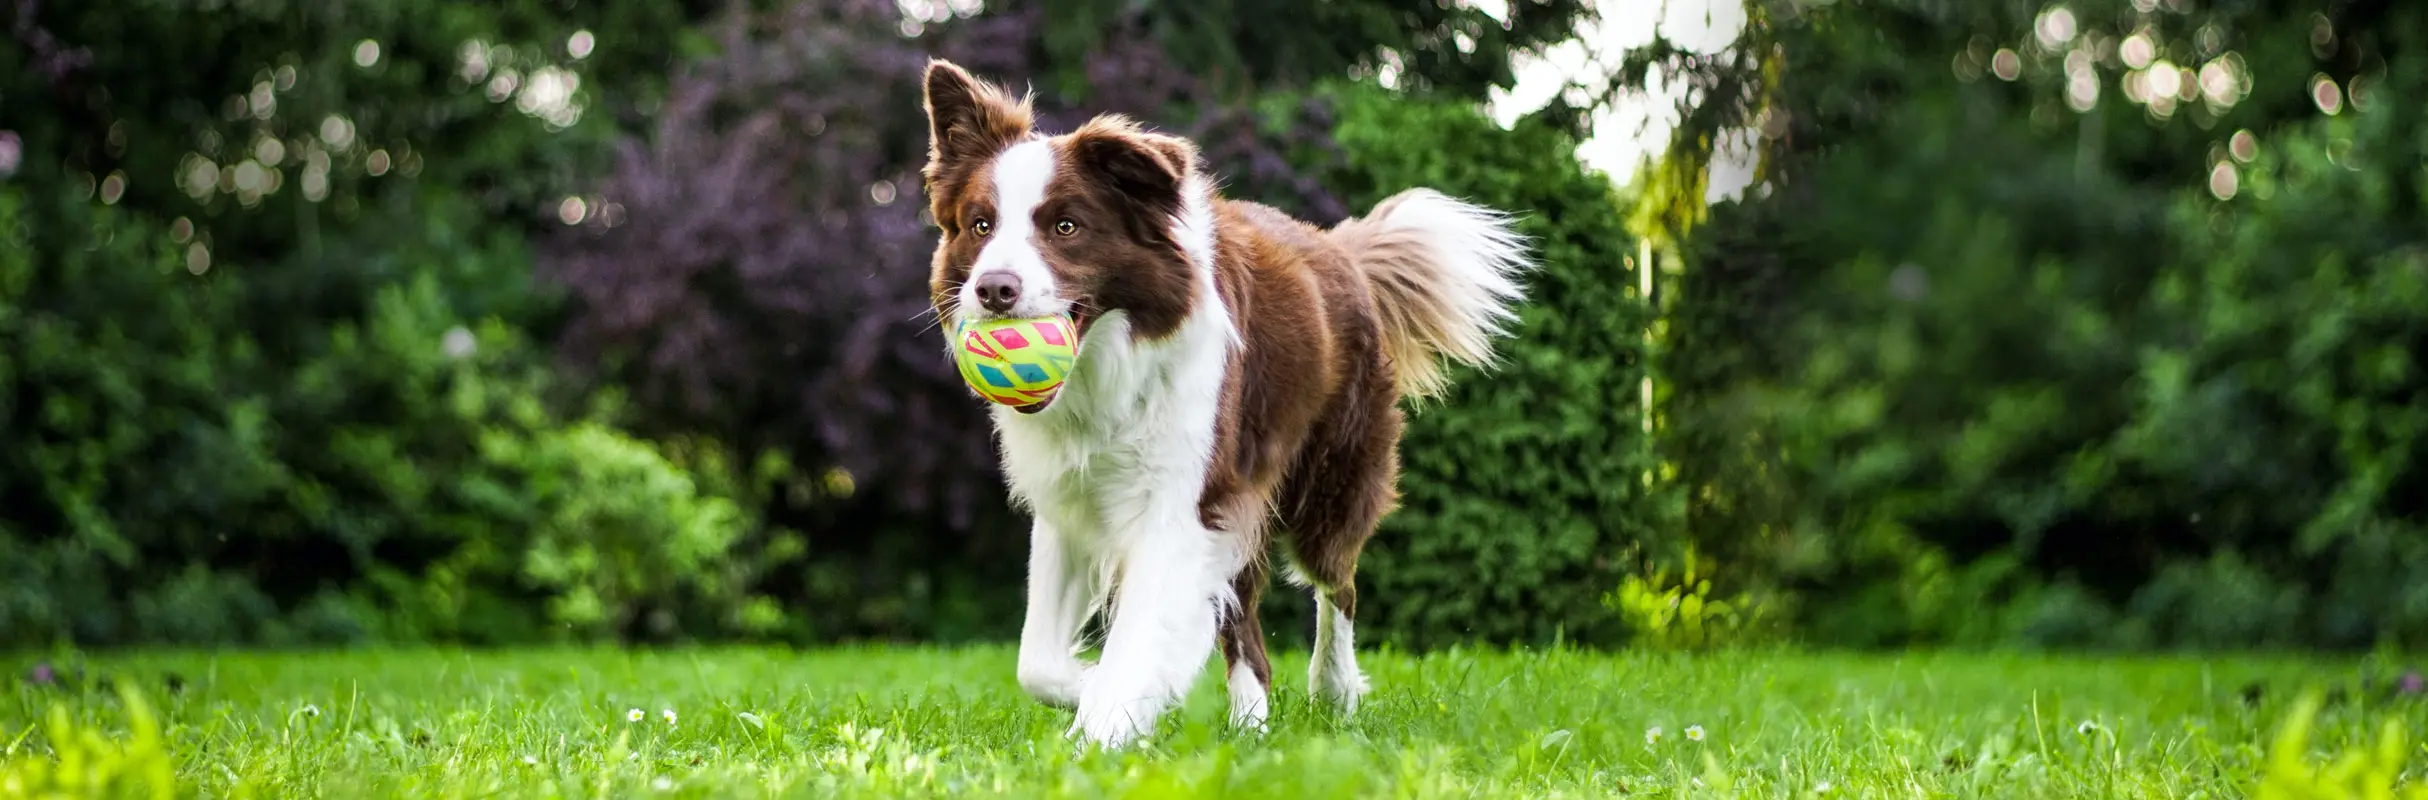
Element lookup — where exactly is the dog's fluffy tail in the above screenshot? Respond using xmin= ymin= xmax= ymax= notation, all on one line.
xmin=1327 ymin=188 xmax=1532 ymax=400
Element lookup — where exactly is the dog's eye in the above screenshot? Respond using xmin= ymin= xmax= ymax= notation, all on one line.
xmin=1054 ymin=219 xmax=1078 ymax=236
xmin=971 ymin=218 xmax=992 ymax=237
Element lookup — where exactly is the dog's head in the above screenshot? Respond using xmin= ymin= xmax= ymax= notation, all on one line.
xmin=921 ymin=60 xmax=1207 ymax=353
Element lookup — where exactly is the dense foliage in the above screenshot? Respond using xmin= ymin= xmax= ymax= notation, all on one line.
xmin=1646 ymin=0 xmax=2428 ymax=648
xmin=13 ymin=0 xmax=2423 ymax=653
xmin=536 ymin=0 xmax=1605 ymax=540
xmin=0 ymin=187 xmax=792 ymax=645
xmin=0 ymin=0 xmax=793 ymax=646
xmin=2 ymin=0 xmax=1636 ymax=647
xmin=531 ymin=0 xmax=1612 ymax=643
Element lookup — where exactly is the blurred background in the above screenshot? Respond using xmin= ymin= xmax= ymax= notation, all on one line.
xmin=1 ymin=0 xmax=2419 ymax=653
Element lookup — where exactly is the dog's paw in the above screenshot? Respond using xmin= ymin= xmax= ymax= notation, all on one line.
xmin=1017 ymin=660 xmax=1092 ymax=710
xmin=1226 ymin=663 xmax=1270 ymax=732
xmin=1312 ymin=666 xmax=1369 ymax=715
xmin=1068 ymin=683 xmax=1163 ymax=750
xmin=1066 ymin=708 xmax=1153 ymax=751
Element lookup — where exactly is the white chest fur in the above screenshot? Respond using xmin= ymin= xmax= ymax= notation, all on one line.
xmin=986 ymin=176 xmax=1253 ymax=747
xmin=992 ymin=174 xmax=1230 ymax=560
xmin=992 ymin=298 xmax=1249 ymax=746
xmin=992 ymin=304 xmax=1232 ymax=559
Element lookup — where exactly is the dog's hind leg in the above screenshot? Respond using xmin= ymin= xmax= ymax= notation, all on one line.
xmin=1301 ymin=568 xmax=1370 ymax=714
xmin=1280 ymin=391 xmax=1402 ymax=716
xmin=1219 ymin=558 xmax=1273 ymax=731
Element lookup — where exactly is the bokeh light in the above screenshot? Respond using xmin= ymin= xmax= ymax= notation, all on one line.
xmin=2146 ymin=61 xmax=2181 ymax=99
xmin=2063 ymin=48 xmax=2098 ymax=111
xmin=515 ymin=67 xmax=583 ymax=128
xmin=487 ymin=70 xmax=521 ymax=103
xmin=2035 ymin=6 xmax=2077 ymax=50
xmin=2120 ymin=33 xmax=2154 ymax=69
xmin=2208 ymin=161 xmax=2237 ymax=200
xmin=321 ymin=115 xmax=356 ymax=150
xmin=249 ymin=81 xmax=276 ymax=120
xmin=460 ymin=40 xmax=492 ymax=84
xmin=2312 ymin=73 xmax=2342 ymax=114
xmin=232 ymin=161 xmax=264 ymax=193
xmin=180 ymin=154 xmax=217 ymax=199
xmin=303 ymin=151 xmax=332 ymax=202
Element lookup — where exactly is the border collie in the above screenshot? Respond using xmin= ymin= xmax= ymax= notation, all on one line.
xmin=920 ymin=59 xmax=1532 ymax=748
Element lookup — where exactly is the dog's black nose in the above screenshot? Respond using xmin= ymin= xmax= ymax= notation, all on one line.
xmin=975 ymin=271 xmax=1022 ymax=314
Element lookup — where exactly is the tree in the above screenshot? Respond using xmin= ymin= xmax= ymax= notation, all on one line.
xmin=1636 ymin=0 xmax=2428 ymax=647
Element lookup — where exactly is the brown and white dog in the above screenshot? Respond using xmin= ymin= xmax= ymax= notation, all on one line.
xmin=920 ymin=59 xmax=1531 ymax=748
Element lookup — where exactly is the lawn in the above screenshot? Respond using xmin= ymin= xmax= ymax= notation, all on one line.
xmin=4 ymin=645 xmax=2423 ymax=798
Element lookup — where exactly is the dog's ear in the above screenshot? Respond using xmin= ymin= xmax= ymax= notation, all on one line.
xmin=1067 ymin=115 xmax=1197 ymax=225
xmin=923 ymin=60 xmax=1032 ymax=177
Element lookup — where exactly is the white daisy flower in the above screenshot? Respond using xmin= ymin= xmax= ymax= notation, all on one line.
xmin=1685 ymin=724 xmax=1706 ymax=742
xmin=626 ymin=708 xmax=645 ymax=723
xmin=2076 ymin=720 xmax=2100 ymax=735
xmin=1645 ymin=726 xmax=1663 ymax=745
xmin=662 ymin=708 xmax=678 ymax=726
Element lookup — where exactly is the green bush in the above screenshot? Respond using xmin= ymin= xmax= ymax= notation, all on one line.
xmin=1650 ymin=0 xmax=2428 ymax=649
xmin=0 ymin=683 xmax=179 ymax=798
xmin=2254 ymin=694 xmax=2428 ymax=800
xmin=1602 ymin=548 xmax=1780 ymax=651
xmin=0 ymin=188 xmax=793 ymax=646
xmin=1274 ymin=84 xmax=1670 ymax=649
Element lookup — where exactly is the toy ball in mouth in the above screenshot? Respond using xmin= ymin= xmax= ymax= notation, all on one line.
xmin=950 ymin=315 xmax=1078 ymax=412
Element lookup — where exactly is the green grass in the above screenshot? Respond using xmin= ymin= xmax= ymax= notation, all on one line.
xmin=4 ymin=646 xmax=2424 ymax=798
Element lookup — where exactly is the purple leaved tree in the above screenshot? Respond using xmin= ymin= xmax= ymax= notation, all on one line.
xmin=541 ymin=0 xmax=1344 ymax=553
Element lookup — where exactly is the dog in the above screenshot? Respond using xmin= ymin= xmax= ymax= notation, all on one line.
xmin=919 ymin=59 xmax=1532 ymax=748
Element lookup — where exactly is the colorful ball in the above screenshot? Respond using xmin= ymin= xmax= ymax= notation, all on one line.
xmin=950 ymin=315 xmax=1079 ymax=408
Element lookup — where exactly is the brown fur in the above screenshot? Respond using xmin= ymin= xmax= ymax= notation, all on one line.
xmin=1191 ymin=200 xmax=1398 ymax=696
xmin=1328 ymin=189 xmax=1526 ymax=398
xmin=923 ymin=64 xmax=1200 ymax=344
xmin=922 ymin=60 xmax=1493 ymax=708
xmin=1049 ymin=116 xmax=1200 ymax=340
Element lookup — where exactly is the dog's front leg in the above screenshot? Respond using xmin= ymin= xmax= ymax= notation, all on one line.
xmin=1069 ymin=515 xmax=1227 ymax=749
xmin=1017 ymin=518 xmax=1096 ymax=709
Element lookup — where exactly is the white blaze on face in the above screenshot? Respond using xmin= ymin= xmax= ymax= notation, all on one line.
xmin=963 ymin=138 xmax=1064 ymax=320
